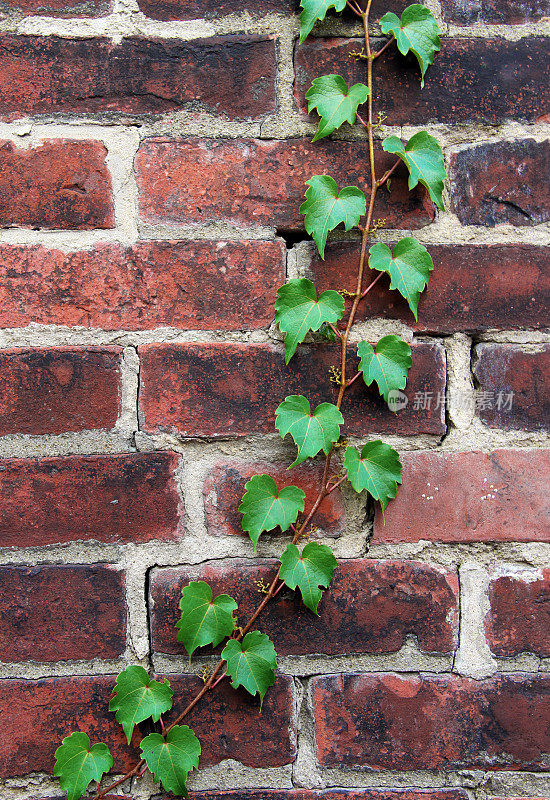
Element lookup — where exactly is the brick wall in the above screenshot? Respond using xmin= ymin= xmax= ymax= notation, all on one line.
xmin=0 ymin=0 xmax=548 ymax=798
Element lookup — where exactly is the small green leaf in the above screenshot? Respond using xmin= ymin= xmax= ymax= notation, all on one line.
xmin=306 ymin=74 xmax=370 ymax=141
xmin=319 ymin=321 xmax=338 ymax=342
xmin=54 ymin=732 xmax=113 ymax=800
xmin=275 ymin=278 xmax=344 ymax=362
xmin=109 ymin=665 xmax=173 ymax=744
xmin=344 ymin=442 xmax=403 ymax=510
xmin=380 ymin=4 xmax=441 ymax=87
xmin=300 ymin=175 xmax=366 ymax=259
xmin=299 ymin=0 xmax=346 ymax=43
xmin=278 ymin=542 xmax=336 ymax=614
xmin=239 ymin=474 xmax=306 ymax=549
xmin=221 ymin=630 xmax=277 ymax=702
xmin=176 ymin=581 xmax=237 ymax=658
xmin=357 ymin=335 xmax=412 ymax=406
xmin=140 ymin=725 xmax=201 ymax=798
xmin=383 ymin=132 xmax=446 ymax=210
xmin=275 ymin=395 xmax=344 ymax=467
xmin=368 ymin=237 xmax=433 ymax=319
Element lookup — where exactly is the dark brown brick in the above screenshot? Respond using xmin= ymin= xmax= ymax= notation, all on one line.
xmin=313 ymin=673 xmax=550 ymax=770
xmin=486 ymin=570 xmax=550 ymax=658
xmin=137 ymin=0 xmax=411 ymax=20
xmin=0 ymin=565 xmax=126 ymax=662
xmin=0 ymin=452 xmax=182 ymax=547
xmin=186 ymin=791 xmax=469 ymax=800
xmin=138 ymin=342 xmax=446 ymax=437
xmin=441 ymin=0 xmax=550 ymax=24
xmin=0 ymin=0 xmax=110 ymax=15
xmin=0 ymin=140 xmax=113 ymax=230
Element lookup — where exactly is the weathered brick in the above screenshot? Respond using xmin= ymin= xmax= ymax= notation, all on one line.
xmin=473 ymin=344 xmax=550 ymax=431
xmin=138 ymin=342 xmax=446 ymax=437
xmin=440 ymin=0 xmax=550 ymax=24
xmin=486 ymin=570 xmax=550 ymax=658
xmin=0 ymin=0 xmax=110 ymax=15
xmin=296 ymin=37 xmax=549 ymax=126
xmin=313 ymin=673 xmax=550 ymax=770
xmin=136 ymin=138 xmax=435 ymax=230
xmin=0 ymin=241 xmax=284 ymax=330
xmin=186 ymin=792 xmax=469 ymax=800
xmin=0 ymin=565 xmax=126 ymax=662
xmin=0 ymin=140 xmax=113 ymax=230
xmin=137 ymin=0 xmax=410 ymax=21
xmin=451 ymin=139 xmax=550 ymax=227
xmin=149 ymin=560 xmax=458 ymax=656
xmin=0 ymin=452 xmax=182 ymax=547
xmin=0 ymin=35 xmax=276 ymax=120
xmin=372 ymin=449 xmax=550 ymax=544
xmin=0 ymin=347 xmax=122 ymax=436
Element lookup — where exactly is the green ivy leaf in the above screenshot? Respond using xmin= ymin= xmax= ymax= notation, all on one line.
xmin=109 ymin=665 xmax=173 ymax=744
xmin=275 ymin=278 xmax=344 ymax=363
xmin=221 ymin=630 xmax=277 ymax=702
xmin=368 ymin=237 xmax=433 ymax=319
xmin=319 ymin=321 xmax=338 ymax=342
xmin=140 ymin=725 xmax=201 ymax=798
xmin=239 ymin=474 xmax=306 ymax=549
xmin=176 ymin=581 xmax=238 ymax=658
xmin=275 ymin=395 xmax=344 ymax=467
xmin=306 ymin=74 xmax=370 ymax=142
xmin=344 ymin=442 xmax=403 ymax=510
xmin=299 ymin=0 xmax=347 ymax=43
xmin=380 ymin=4 xmax=441 ymax=87
xmin=278 ymin=542 xmax=337 ymax=614
xmin=357 ymin=335 xmax=412 ymax=406
xmin=54 ymin=732 xmax=113 ymax=800
xmin=299 ymin=175 xmax=366 ymax=259
xmin=383 ymin=132 xmax=446 ymax=210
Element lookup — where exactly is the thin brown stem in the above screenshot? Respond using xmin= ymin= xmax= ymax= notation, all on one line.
xmin=346 ymin=0 xmax=364 ymax=15
xmin=360 ymin=269 xmax=384 ymax=299
xmin=345 ymin=371 xmax=362 ymax=390
xmin=377 ymin=158 xmax=401 ymax=189
xmin=328 ymin=322 xmax=342 ymax=339
xmin=372 ymin=35 xmax=395 ymax=60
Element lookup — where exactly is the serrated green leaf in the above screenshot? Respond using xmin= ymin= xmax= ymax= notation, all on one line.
xmin=344 ymin=442 xmax=402 ymax=510
xmin=176 ymin=581 xmax=237 ymax=658
xmin=109 ymin=665 xmax=173 ymax=745
xmin=299 ymin=0 xmax=347 ymax=43
xmin=299 ymin=175 xmax=366 ymax=259
xmin=239 ymin=474 xmax=306 ymax=549
xmin=221 ymin=630 xmax=277 ymax=702
xmin=275 ymin=395 xmax=344 ymax=467
xmin=368 ymin=237 xmax=433 ymax=319
xmin=306 ymin=74 xmax=370 ymax=141
xmin=383 ymin=132 xmax=446 ymax=210
xmin=278 ymin=542 xmax=336 ymax=614
xmin=275 ymin=278 xmax=344 ymax=363
xmin=54 ymin=732 xmax=113 ymax=800
xmin=357 ymin=335 xmax=412 ymax=406
xmin=380 ymin=4 xmax=441 ymax=87
xmin=140 ymin=725 xmax=200 ymax=798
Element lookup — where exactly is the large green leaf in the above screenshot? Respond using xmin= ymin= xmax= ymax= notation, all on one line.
xmin=221 ymin=630 xmax=277 ymax=702
xmin=275 ymin=395 xmax=343 ymax=467
xmin=109 ymin=665 xmax=173 ymax=744
xmin=278 ymin=542 xmax=337 ymax=614
xmin=383 ymin=132 xmax=446 ymax=210
xmin=275 ymin=278 xmax=344 ymax=362
xmin=140 ymin=725 xmax=201 ymax=798
xmin=357 ymin=335 xmax=412 ymax=406
xmin=176 ymin=580 xmax=237 ymax=658
xmin=54 ymin=732 xmax=113 ymax=800
xmin=380 ymin=4 xmax=441 ymax=87
xmin=306 ymin=74 xmax=370 ymax=141
xmin=344 ymin=442 xmax=402 ymax=510
xmin=299 ymin=0 xmax=347 ymax=43
xmin=368 ymin=237 xmax=433 ymax=319
xmin=239 ymin=474 xmax=306 ymax=549
xmin=300 ymin=175 xmax=366 ymax=259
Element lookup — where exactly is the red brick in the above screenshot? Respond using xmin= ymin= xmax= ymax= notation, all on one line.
xmin=138 ymin=342 xmax=446 ymax=437
xmin=0 ymin=347 xmax=122 ymax=436
xmin=313 ymin=673 xmax=550 ymax=770
xmin=149 ymin=560 xmax=458 ymax=656
xmin=473 ymin=344 xmax=550 ymax=431
xmin=187 ymin=792 xmax=469 ymax=800
xmin=1 ymin=0 xmax=110 ymax=15
xmin=296 ymin=37 xmax=549 ymax=125
xmin=309 ymin=243 xmax=550 ymax=333
xmin=372 ymin=450 xmax=550 ymax=544
xmin=0 ymin=35 xmax=276 ymax=120
xmin=0 ymin=140 xmax=113 ymax=230
xmin=0 ymin=241 xmax=284 ymax=330
xmin=486 ymin=570 xmax=550 ymax=658
xmin=441 ymin=0 xmax=549 ymax=23
xmin=138 ymin=0 xmax=409 ymax=21
xmin=0 ymin=452 xmax=182 ymax=547
xmin=0 ymin=565 xmax=126 ymax=662
xmin=136 ymin=138 xmax=435 ymax=230
xmin=451 ymin=139 xmax=550 ymax=227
